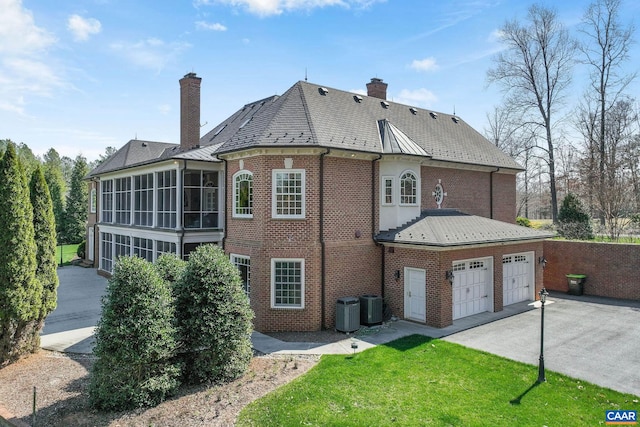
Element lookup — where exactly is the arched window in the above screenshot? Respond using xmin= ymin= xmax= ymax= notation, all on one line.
xmin=400 ymin=171 xmax=417 ymax=205
xmin=233 ymin=171 xmax=253 ymax=217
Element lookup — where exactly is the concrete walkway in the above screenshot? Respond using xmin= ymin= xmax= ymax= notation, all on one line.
xmin=41 ymin=266 xmax=640 ymax=396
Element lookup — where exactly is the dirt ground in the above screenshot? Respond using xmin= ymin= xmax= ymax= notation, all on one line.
xmin=0 ymin=331 xmax=347 ymax=427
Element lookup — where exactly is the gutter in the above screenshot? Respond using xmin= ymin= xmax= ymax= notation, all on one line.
xmin=221 ymin=157 xmax=227 ymax=249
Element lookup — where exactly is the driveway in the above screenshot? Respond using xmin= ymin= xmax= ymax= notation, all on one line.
xmin=42 ymin=266 xmax=640 ymax=397
xmin=444 ymin=293 xmax=640 ymax=397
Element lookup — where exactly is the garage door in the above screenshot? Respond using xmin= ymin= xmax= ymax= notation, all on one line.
xmin=503 ymin=254 xmax=532 ymax=306
xmin=452 ymin=259 xmax=490 ymax=320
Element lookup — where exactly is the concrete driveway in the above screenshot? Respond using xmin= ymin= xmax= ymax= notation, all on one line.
xmin=42 ymin=266 xmax=640 ymax=397
xmin=444 ymin=293 xmax=640 ymax=397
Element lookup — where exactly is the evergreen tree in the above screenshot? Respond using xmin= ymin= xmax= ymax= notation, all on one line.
xmin=89 ymin=256 xmax=180 ymax=410
xmin=30 ymin=165 xmax=59 ymax=320
xmin=43 ymin=148 xmax=67 ymax=237
xmin=558 ymin=193 xmax=594 ymax=240
xmin=62 ymin=155 xmax=89 ymax=244
xmin=0 ymin=143 xmax=41 ymax=366
xmin=174 ymin=244 xmax=254 ymax=384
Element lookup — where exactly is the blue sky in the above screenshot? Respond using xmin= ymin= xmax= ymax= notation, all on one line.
xmin=2 ymin=0 xmax=639 ymax=161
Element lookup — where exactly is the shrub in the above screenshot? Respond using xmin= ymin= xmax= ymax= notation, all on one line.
xmin=89 ymin=256 xmax=180 ymax=410
xmin=557 ymin=193 xmax=593 ymax=240
xmin=154 ymin=254 xmax=186 ymax=291
xmin=516 ymin=216 xmax=531 ymax=227
xmin=174 ymin=244 xmax=254 ymax=384
xmin=76 ymin=241 xmax=86 ymax=259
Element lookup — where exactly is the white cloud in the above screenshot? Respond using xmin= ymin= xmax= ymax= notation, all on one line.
xmin=194 ymin=0 xmax=384 ymax=17
xmin=196 ymin=21 xmax=227 ymax=31
xmin=110 ymin=38 xmax=191 ymax=72
xmin=158 ymin=104 xmax=171 ymax=115
xmin=395 ymin=88 xmax=438 ymax=108
xmin=0 ymin=0 xmax=56 ymax=54
xmin=487 ymin=29 xmax=504 ymax=43
xmin=67 ymin=14 xmax=102 ymax=41
xmin=0 ymin=96 xmax=26 ymax=115
xmin=410 ymin=57 xmax=438 ymax=72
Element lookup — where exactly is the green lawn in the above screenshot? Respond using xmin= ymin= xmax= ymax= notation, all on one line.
xmin=55 ymin=243 xmax=80 ymax=266
xmin=237 ymin=335 xmax=639 ymax=426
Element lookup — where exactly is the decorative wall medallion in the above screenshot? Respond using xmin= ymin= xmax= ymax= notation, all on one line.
xmin=432 ymin=179 xmax=447 ymax=209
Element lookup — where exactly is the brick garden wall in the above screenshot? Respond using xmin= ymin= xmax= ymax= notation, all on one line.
xmin=543 ymin=240 xmax=640 ymax=301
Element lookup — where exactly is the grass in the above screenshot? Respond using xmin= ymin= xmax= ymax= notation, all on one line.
xmin=237 ymin=335 xmax=639 ymax=427
xmin=55 ymin=243 xmax=80 ymax=266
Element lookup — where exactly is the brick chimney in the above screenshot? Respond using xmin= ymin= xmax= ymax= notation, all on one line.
xmin=180 ymin=72 xmax=202 ymax=150
xmin=366 ymin=77 xmax=387 ymax=100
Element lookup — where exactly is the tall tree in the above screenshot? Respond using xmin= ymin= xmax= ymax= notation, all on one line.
xmin=30 ymin=165 xmax=59 ymax=321
xmin=43 ymin=148 xmax=67 ymax=236
xmin=488 ymin=4 xmax=577 ymax=222
xmin=0 ymin=143 xmax=41 ymax=366
xmin=62 ymin=155 xmax=89 ymax=244
xmin=578 ymin=0 xmax=636 ymax=225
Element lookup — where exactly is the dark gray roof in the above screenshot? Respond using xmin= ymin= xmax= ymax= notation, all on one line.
xmin=375 ymin=209 xmax=554 ymax=247
xmin=87 ymin=140 xmax=221 ymax=177
xmin=205 ymin=80 xmax=522 ymax=170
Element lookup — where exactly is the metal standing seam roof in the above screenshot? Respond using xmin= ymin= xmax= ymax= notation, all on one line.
xmin=207 ymin=80 xmax=523 ymax=171
xmin=375 ymin=209 xmax=554 ymax=247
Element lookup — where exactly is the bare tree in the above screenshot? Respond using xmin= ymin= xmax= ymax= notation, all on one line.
xmin=487 ymin=4 xmax=577 ymax=223
xmin=578 ymin=0 xmax=636 ymax=225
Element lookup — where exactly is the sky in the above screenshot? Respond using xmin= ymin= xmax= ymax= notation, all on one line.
xmin=1 ymin=0 xmax=639 ymax=162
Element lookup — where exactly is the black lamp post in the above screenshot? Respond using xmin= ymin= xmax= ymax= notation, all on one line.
xmin=537 ymin=287 xmax=549 ymax=383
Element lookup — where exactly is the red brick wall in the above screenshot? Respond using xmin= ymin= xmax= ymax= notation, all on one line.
xmin=225 ymin=154 xmax=382 ymax=332
xmin=421 ymin=167 xmax=516 ymax=222
xmin=543 ymin=240 xmax=640 ymax=300
xmin=384 ymin=241 xmax=545 ymax=328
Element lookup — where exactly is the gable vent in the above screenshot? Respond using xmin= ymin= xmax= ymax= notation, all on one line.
xmin=318 ymin=87 xmax=329 ymax=96
xmin=353 ymin=95 xmax=363 ymax=103
xmin=429 ymin=112 xmax=438 ymax=119
xmin=409 ymin=107 xmax=418 ymax=115
xmin=381 ymin=101 xmax=390 ymax=109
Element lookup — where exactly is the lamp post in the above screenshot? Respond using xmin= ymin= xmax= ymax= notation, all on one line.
xmin=537 ymin=287 xmax=549 ymax=383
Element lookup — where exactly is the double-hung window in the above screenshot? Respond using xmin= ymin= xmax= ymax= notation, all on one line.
xmin=231 ymin=254 xmax=251 ymax=298
xmin=272 ymin=169 xmax=305 ymax=219
xmin=233 ymin=171 xmax=253 ymax=218
xmin=271 ymin=259 xmax=304 ymax=308
xmin=382 ymin=176 xmax=394 ymax=205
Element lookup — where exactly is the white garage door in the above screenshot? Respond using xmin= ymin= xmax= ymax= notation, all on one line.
xmin=452 ymin=259 xmax=490 ymax=320
xmin=503 ymin=254 xmax=532 ymax=306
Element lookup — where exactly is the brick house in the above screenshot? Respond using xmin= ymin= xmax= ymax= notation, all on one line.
xmin=86 ymin=73 xmax=552 ymax=332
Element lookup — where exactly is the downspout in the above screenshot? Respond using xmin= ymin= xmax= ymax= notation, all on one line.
xmin=221 ymin=157 xmax=227 ymax=249
xmin=490 ymin=167 xmax=500 ymax=219
xmin=372 ymin=153 xmax=383 ymax=298
xmin=320 ymin=148 xmax=330 ymax=330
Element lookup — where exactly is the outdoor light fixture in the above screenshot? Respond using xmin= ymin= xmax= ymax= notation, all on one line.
xmin=394 ymin=270 xmax=401 ymax=280
xmin=445 ymin=270 xmax=454 ymax=284
xmin=537 ymin=287 xmax=550 ymax=383
xmin=538 ymin=256 xmax=548 ymax=269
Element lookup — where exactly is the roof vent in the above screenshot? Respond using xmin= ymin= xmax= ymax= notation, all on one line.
xmin=318 ymin=87 xmax=329 ymax=95
xmin=239 ymin=117 xmax=252 ymax=129
xmin=409 ymin=107 xmax=418 ymax=115
xmin=429 ymin=112 xmax=438 ymax=119
xmin=451 ymin=116 xmax=460 ymax=124
xmin=381 ymin=101 xmax=390 ymax=109
xmin=141 ymin=142 xmax=148 ymax=147
xmin=353 ymin=95 xmax=363 ymax=103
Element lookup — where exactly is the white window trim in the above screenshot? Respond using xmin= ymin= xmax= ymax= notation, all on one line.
xmin=232 ymin=170 xmax=253 ymax=218
xmin=270 ymin=258 xmax=305 ymax=309
xmin=382 ymin=176 xmax=395 ymax=206
xmin=272 ymin=169 xmax=306 ymax=219
xmin=399 ymin=169 xmax=418 ymax=206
